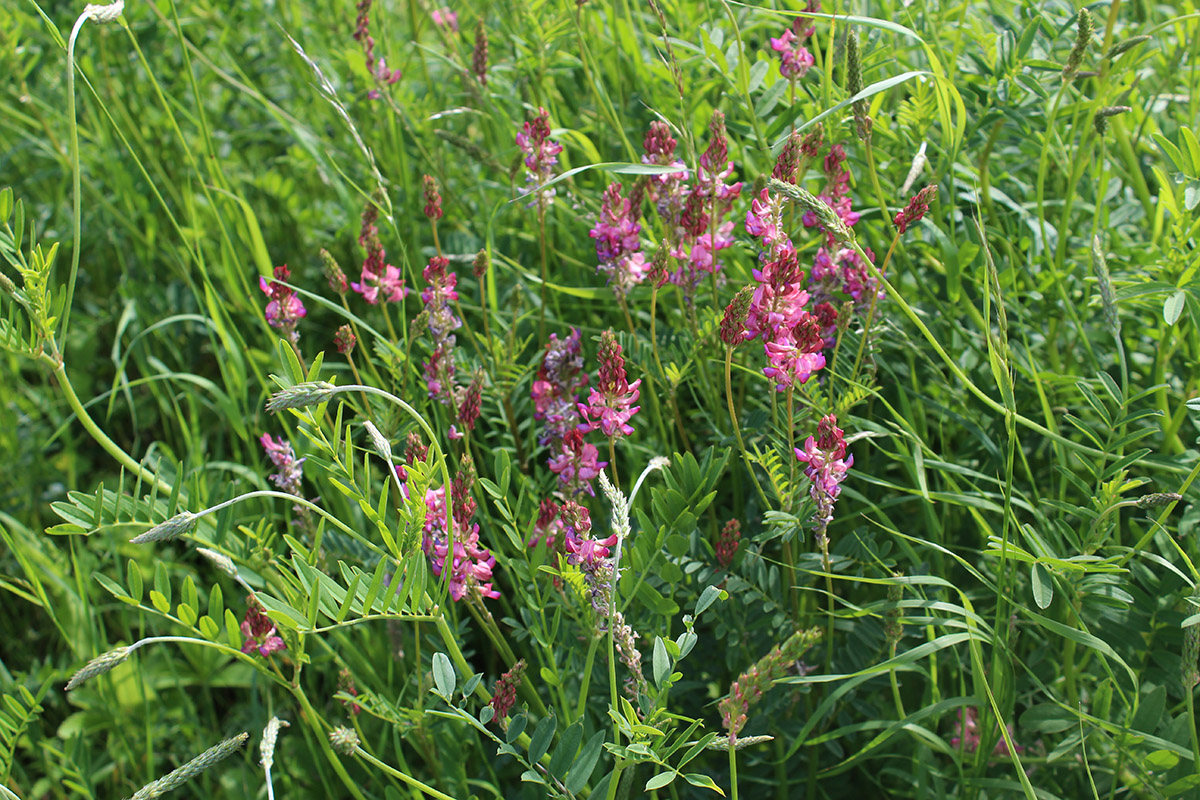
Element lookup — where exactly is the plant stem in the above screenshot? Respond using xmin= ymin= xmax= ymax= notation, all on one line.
xmin=355 ymin=746 xmax=457 ymax=800
xmin=729 ymin=743 xmax=740 ymax=800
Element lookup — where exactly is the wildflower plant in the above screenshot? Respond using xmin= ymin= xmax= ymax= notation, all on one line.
xmin=4 ymin=2 xmax=1198 ymax=800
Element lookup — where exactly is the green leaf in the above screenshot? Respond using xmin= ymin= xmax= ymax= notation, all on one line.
xmin=225 ymin=608 xmax=242 ymax=649
xmin=653 ymin=637 xmax=670 ymax=686
xmin=432 ymin=652 xmax=456 ymax=698
xmin=1146 ymin=749 xmax=1180 ymax=770
xmin=682 ymin=773 xmax=725 ymax=795
xmin=1165 ymin=290 xmax=1186 ymax=325
xmin=149 ymin=590 xmax=170 ymax=614
xmin=1031 ymin=563 xmax=1053 ymax=609
xmin=548 ymin=722 xmax=583 ymax=777
xmin=528 ymin=714 xmax=556 ymax=764
xmin=564 ymin=731 xmax=605 ymax=793
xmin=695 ymin=585 xmax=725 ymax=616
xmin=126 ymin=561 xmax=143 ymax=604
xmin=506 ymin=712 xmax=528 ymax=743
xmin=645 ymin=771 xmax=677 ymax=791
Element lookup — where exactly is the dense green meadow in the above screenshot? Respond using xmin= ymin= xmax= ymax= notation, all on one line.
xmin=3 ymin=0 xmax=1200 ymax=797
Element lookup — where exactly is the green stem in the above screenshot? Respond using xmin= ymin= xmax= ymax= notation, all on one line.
xmin=725 ymin=349 xmax=770 ymax=509
xmin=292 ymin=688 xmax=371 ymax=800
xmin=729 ymin=742 xmax=740 ymax=800
xmin=354 ymin=746 xmax=457 ymax=800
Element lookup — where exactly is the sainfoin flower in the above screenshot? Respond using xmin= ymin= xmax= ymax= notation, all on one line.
xmin=351 ymin=201 xmax=406 ymax=304
xmin=488 ymin=660 xmax=527 ymax=724
xmin=353 ymin=0 xmax=400 ymax=98
xmin=590 ymin=182 xmax=647 ymax=296
xmin=260 ymin=434 xmax=304 ymax=494
xmin=794 ymin=414 xmax=853 ymax=543
xmin=951 ymin=707 xmax=1024 ymax=757
xmin=531 ymin=328 xmax=589 ymax=445
xmin=548 ymin=429 xmax=607 ymax=496
xmin=578 ymin=330 xmax=641 ymax=437
xmin=421 ymin=468 xmax=500 ymax=602
xmin=431 ymin=6 xmax=458 ymax=31
xmin=770 ymin=28 xmax=815 ymax=79
xmin=241 ymin=598 xmax=286 ymax=656
xmin=516 ymin=107 xmax=563 ymax=206
xmin=259 ymin=265 xmax=306 ymax=342
xmin=719 ymin=628 xmax=821 ymax=741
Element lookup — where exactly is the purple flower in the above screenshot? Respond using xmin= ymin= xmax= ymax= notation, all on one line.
xmin=260 ymin=433 xmax=304 ymax=494
xmin=590 ymin=182 xmax=649 ymax=296
xmin=421 ymin=256 xmax=461 ymax=346
xmin=241 ymin=598 xmax=286 ymax=657
xmin=431 ymin=6 xmax=458 ymax=31
xmin=548 ymin=429 xmax=607 ymax=496
xmin=794 ymin=414 xmax=853 ymax=543
xmin=762 ymin=314 xmax=827 ymax=391
xmin=532 ymin=328 xmax=590 ymax=446
xmin=259 ymin=265 xmax=306 ymax=342
xmin=770 ymin=29 xmax=815 ymax=79
xmin=421 ymin=474 xmax=500 ymax=602
xmin=577 ymin=331 xmax=641 ymax=438
xmin=516 ymin=108 xmax=563 ymax=206
xmin=354 ymin=0 xmax=401 ymax=98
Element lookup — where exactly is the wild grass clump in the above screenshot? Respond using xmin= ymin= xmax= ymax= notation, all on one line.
xmin=3 ymin=1 xmax=1200 ymax=798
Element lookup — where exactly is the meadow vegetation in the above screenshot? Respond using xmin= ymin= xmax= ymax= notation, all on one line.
xmin=3 ymin=0 xmax=1200 ymax=797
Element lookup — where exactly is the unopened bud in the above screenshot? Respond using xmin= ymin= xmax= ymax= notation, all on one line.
xmin=130 ymin=511 xmax=197 ymax=544
xmin=1136 ymin=492 xmax=1182 ymax=510
xmin=329 ymin=727 xmax=360 ymax=756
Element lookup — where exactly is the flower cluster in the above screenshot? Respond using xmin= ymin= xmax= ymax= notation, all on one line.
xmin=716 ymin=518 xmax=741 ymax=569
xmin=472 ymin=19 xmax=488 ymax=85
xmin=794 ymin=414 xmax=852 ymax=543
xmin=259 ymin=265 xmax=306 ymax=343
xmin=431 ymin=6 xmax=457 ymax=31
xmin=531 ymin=328 xmax=589 ymax=446
xmin=770 ymin=11 xmax=817 ymax=79
xmin=548 ymin=429 xmax=607 ymax=497
xmin=562 ymin=501 xmax=618 ymax=617
xmin=422 ymin=460 xmax=499 ymax=602
xmin=353 ymin=0 xmax=400 ymax=98
xmin=951 ymin=707 xmax=1024 ymax=757
xmin=260 ymin=434 xmax=304 ymax=494
xmin=590 ymin=182 xmax=647 ymax=296
xmin=516 ymin=107 xmax=563 ymax=207
xmin=719 ymin=628 xmax=821 ymax=741
xmin=578 ymin=330 xmax=641 ymax=437
xmin=638 ymin=113 xmax=742 ymax=298
xmin=241 ymin=597 xmax=286 ymax=657
xmin=528 ymin=498 xmax=564 ymax=551
xmin=351 ymin=201 xmax=406 ymax=304
xmin=802 ymin=143 xmax=860 ymax=239
xmin=488 ymin=659 xmax=526 ymax=724
xmin=422 ymin=174 xmax=444 ymax=221
xmin=894 ymin=184 xmax=938 ymax=234
xmin=420 ymin=256 xmax=463 ymax=403
xmin=641 ymin=121 xmax=686 ymax=227
xmin=741 ymin=204 xmax=828 ymax=391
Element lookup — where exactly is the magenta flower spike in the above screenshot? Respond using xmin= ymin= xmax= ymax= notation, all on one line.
xmin=259 ymin=265 xmax=306 ymax=343
xmin=577 ymin=331 xmax=641 ymax=438
xmin=241 ymin=598 xmax=286 ymax=657
xmin=794 ymin=414 xmax=853 ymax=543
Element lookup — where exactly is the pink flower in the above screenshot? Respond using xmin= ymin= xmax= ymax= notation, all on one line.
xmin=516 ymin=108 xmax=563 ymax=206
xmin=421 ymin=475 xmax=500 ymax=602
xmin=951 ymin=707 xmax=1024 ymax=758
xmin=532 ymin=328 xmax=590 ymax=445
xmin=770 ymin=30 xmax=815 ymax=79
xmin=590 ymin=182 xmax=648 ymax=297
xmin=529 ymin=498 xmax=565 ymax=550
xmin=577 ymin=331 xmax=641 ymax=438
xmin=548 ymin=429 xmax=607 ymax=496
xmin=260 ymin=434 xmax=305 ymax=494
xmin=241 ymin=598 xmax=286 ymax=657
xmin=794 ymin=414 xmax=853 ymax=543
xmin=421 ymin=256 xmax=461 ymax=345
xmin=762 ymin=314 xmax=827 ymax=391
xmin=259 ymin=265 xmax=306 ymax=342
xmin=431 ymin=6 xmax=458 ymax=31
xmin=351 ymin=263 xmax=406 ymax=304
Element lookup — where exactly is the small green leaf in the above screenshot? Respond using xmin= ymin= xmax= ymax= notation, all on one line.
xmin=225 ymin=608 xmax=242 ymax=649
xmin=1164 ymin=290 xmax=1186 ymax=325
xmin=432 ymin=652 xmax=456 ymax=698
xmin=150 ymin=590 xmax=171 ymax=614
xmin=198 ymin=615 xmax=220 ymax=640
xmin=126 ymin=561 xmax=143 ymax=604
xmin=695 ymin=585 xmax=725 ymax=616
xmin=528 ymin=714 xmax=556 ymax=764
xmin=177 ymin=603 xmax=198 ymax=627
xmin=1031 ymin=563 xmax=1053 ymax=609
xmin=653 ymin=637 xmax=670 ymax=687
xmin=645 ymin=771 xmax=677 ymax=791
xmin=564 ymin=731 xmax=605 ymax=793
xmin=506 ymin=712 xmax=528 ymax=743
xmin=1146 ymin=749 xmax=1180 ymax=770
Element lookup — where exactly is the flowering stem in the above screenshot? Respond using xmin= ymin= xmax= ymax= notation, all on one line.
xmin=729 ymin=742 xmax=740 ymax=800
xmin=353 ymin=746 xmax=457 ymax=800
xmin=784 ymin=388 xmax=801 ymax=619
xmin=1188 ymin=689 xmax=1200 ymax=778
xmin=609 ymin=438 xmax=619 ymax=490
xmin=651 ymin=284 xmax=692 ymax=450
xmin=576 ymin=634 xmax=602 ymax=722
xmin=538 ymin=206 xmax=549 ymax=341
xmin=50 ymin=359 xmax=175 ymax=497
xmin=847 ymin=232 xmax=900 ymax=390
xmin=821 ymin=535 xmax=834 ymax=672
xmin=725 ymin=349 xmax=769 ymax=509
xmin=888 ymin=641 xmax=906 ymax=719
